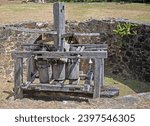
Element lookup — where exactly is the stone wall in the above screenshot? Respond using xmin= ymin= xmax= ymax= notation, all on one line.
xmin=0 ymin=19 xmax=150 ymax=82
xmin=66 ymin=19 xmax=150 ymax=82
xmin=0 ymin=21 xmax=49 ymax=81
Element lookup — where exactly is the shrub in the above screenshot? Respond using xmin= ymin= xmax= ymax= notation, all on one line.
xmin=113 ymin=23 xmax=137 ymax=37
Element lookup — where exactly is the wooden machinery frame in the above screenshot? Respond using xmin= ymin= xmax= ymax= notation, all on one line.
xmin=12 ymin=2 xmax=108 ymax=99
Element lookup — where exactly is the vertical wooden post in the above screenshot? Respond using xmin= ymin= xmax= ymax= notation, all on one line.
xmin=93 ymin=58 xmax=103 ymax=98
xmin=27 ymin=57 xmax=36 ymax=81
xmin=101 ymin=59 xmax=104 ymax=87
xmin=14 ymin=58 xmax=23 ymax=99
xmin=53 ymin=2 xmax=65 ymax=51
xmin=53 ymin=2 xmax=66 ymax=82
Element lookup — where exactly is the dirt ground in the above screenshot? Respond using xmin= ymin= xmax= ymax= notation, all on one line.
xmin=0 ymin=76 xmax=150 ymax=109
xmin=0 ymin=0 xmax=21 ymax=3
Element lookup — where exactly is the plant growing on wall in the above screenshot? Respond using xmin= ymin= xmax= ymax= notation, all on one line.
xmin=113 ymin=23 xmax=137 ymax=37
xmin=113 ymin=23 xmax=137 ymax=47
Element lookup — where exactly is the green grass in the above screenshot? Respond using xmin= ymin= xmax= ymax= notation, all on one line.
xmin=68 ymin=76 xmax=150 ymax=97
xmin=105 ymin=76 xmax=150 ymax=96
xmin=0 ymin=3 xmax=50 ymax=13
xmin=66 ymin=3 xmax=150 ymax=22
xmin=0 ymin=2 xmax=149 ymax=23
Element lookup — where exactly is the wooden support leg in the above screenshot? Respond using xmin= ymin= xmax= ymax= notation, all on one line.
xmin=27 ymin=57 xmax=36 ymax=81
xmin=93 ymin=58 xmax=103 ymax=98
xmin=14 ymin=58 xmax=23 ymax=99
xmin=101 ymin=59 xmax=104 ymax=87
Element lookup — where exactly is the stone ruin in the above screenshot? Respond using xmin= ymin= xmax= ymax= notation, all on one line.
xmin=66 ymin=19 xmax=150 ymax=82
xmin=0 ymin=18 xmax=150 ymax=83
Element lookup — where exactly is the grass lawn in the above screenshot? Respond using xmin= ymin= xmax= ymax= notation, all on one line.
xmin=105 ymin=76 xmax=150 ymax=96
xmin=0 ymin=2 xmax=150 ymax=24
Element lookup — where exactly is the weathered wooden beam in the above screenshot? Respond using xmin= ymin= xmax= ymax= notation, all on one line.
xmin=36 ymin=51 xmax=108 ymax=59
xmin=93 ymin=58 xmax=102 ymax=98
xmin=22 ymin=44 xmax=41 ymax=46
xmin=27 ymin=57 xmax=36 ymax=82
xmin=84 ymin=48 xmax=107 ymax=51
xmin=101 ymin=59 xmax=104 ymax=87
xmin=53 ymin=2 xmax=65 ymax=51
xmin=61 ymin=32 xmax=107 ymax=38
xmin=12 ymin=51 xmax=107 ymax=59
xmin=53 ymin=3 xmax=66 ymax=81
xmin=22 ymin=84 xmax=93 ymax=93
xmin=21 ymin=44 xmax=107 ymax=51
xmin=11 ymin=51 xmax=32 ymax=59
xmin=6 ymin=27 xmax=107 ymax=38
xmin=70 ymin=44 xmax=108 ymax=49
xmin=5 ymin=26 xmax=57 ymax=35
xmin=14 ymin=58 xmax=23 ymax=99
xmin=61 ymin=33 xmax=73 ymax=38
xmin=74 ymin=33 xmax=101 ymax=36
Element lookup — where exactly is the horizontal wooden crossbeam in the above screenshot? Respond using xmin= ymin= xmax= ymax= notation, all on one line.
xmin=70 ymin=44 xmax=107 ymax=50
xmin=12 ymin=50 xmax=107 ymax=59
xmin=6 ymin=27 xmax=107 ymax=37
xmin=22 ymin=84 xmax=93 ymax=94
xmin=6 ymin=26 xmax=57 ymax=35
